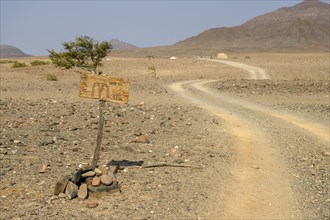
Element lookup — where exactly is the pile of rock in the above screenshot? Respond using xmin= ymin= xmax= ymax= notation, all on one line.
xmin=54 ymin=165 xmax=120 ymax=200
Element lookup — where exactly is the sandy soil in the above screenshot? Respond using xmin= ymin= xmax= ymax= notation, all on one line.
xmin=0 ymin=53 xmax=329 ymax=219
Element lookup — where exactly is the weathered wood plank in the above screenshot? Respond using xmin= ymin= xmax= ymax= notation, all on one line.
xmin=79 ymin=73 xmax=130 ymax=104
xmin=92 ymin=100 xmax=105 ymax=170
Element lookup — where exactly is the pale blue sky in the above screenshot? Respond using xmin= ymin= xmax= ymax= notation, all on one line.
xmin=1 ymin=0 xmax=328 ymax=56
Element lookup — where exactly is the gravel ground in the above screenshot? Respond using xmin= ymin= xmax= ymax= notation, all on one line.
xmin=0 ymin=98 xmax=233 ymax=219
xmin=0 ymin=55 xmax=329 ymax=219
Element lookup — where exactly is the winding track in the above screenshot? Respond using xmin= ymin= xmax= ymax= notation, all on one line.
xmin=169 ymin=59 xmax=329 ymax=219
xmin=202 ymin=58 xmax=270 ymax=80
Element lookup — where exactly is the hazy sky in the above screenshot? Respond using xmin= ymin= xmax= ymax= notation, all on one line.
xmin=1 ymin=0 xmax=328 ymax=56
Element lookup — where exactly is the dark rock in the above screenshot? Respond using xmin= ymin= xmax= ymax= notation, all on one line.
xmin=65 ymin=181 xmax=78 ymax=200
xmin=71 ymin=168 xmax=82 ymax=184
xmin=54 ymin=176 xmax=70 ymax=195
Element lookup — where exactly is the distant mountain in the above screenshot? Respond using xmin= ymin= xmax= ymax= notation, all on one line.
xmin=110 ymin=38 xmax=138 ymax=51
xmin=174 ymin=0 xmax=329 ymax=52
xmin=0 ymin=45 xmax=31 ymax=58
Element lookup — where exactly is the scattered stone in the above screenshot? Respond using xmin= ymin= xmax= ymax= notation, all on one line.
xmin=80 ymin=164 xmax=93 ymax=172
xmin=108 ymin=165 xmax=117 ymax=174
xmin=54 ymin=176 xmax=70 ymax=195
xmin=39 ymin=164 xmax=48 ymax=173
xmin=252 ymin=165 xmax=260 ymax=170
xmin=0 ymin=167 xmax=12 ymax=176
xmin=82 ymin=171 xmax=95 ymax=178
xmin=86 ymin=201 xmax=98 ymax=208
xmin=94 ymin=168 xmax=103 ymax=176
xmin=39 ymin=140 xmax=55 ymax=146
xmin=131 ymin=134 xmax=150 ymax=144
xmin=78 ymin=183 xmax=88 ymax=199
xmin=323 ymin=151 xmax=330 ymax=156
xmin=85 ymin=177 xmax=93 ymax=185
xmin=98 ymin=166 xmax=108 ymax=175
xmin=65 ymin=181 xmax=78 ymax=200
xmin=174 ymin=159 xmax=184 ymax=164
xmin=26 ymin=146 xmax=37 ymax=152
xmin=92 ymin=176 xmax=101 ymax=186
xmin=13 ymin=140 xmax=21 ymax=144
xmin=212 ymin=119 xmax=219 ymax=124
xmin=71 ymin=168 xmax=82 ymax=184
xmin=138 ymin=134 xmax=150 ymax=143
xmin=58 ymin=193 xmax=67 ymax=198
xmin=88 ymin=182 xmax=120 ymax=193
xmin=100 ymin=175 xmax=113 ymax=186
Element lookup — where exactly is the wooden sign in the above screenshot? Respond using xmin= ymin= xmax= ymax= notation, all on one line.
xmin=79 ymin=73 xmax=129 ymax=104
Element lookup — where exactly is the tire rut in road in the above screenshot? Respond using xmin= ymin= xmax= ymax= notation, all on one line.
xmin=199 ymin=58 xmax=270 ymax=80
xmin=195 ymin=80 xmax=329 ymax=142
xmin=169 ymin=81 xmax=302 ymax=219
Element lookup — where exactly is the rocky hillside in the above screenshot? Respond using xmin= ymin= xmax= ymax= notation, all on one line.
xmin=110 ymin=38 xmax=138 ymax=51
xmin=0 ymin=45 xmax=30 ymax=58
xmin=174 ymin=0 xmax=329 ymax=52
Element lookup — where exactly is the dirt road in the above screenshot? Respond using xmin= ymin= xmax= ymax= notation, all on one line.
xmin=169 ymin=60 xmax=329 ymax=219
xmin=199 ymin=58 xmax=270 ymax=80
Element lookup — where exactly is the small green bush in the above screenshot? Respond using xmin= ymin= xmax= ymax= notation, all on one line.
xmin=12 ymin=61 xmax=27 ymax=68
xmin=0 ymin=60 xmax=15 ymax=64
xmin=148 ymin=64 xmax=157 ymax=77
xmin=30 ymin=60 xmax=50 ymax=66
xmin=46 ymin=73 xmax=58 ymax=81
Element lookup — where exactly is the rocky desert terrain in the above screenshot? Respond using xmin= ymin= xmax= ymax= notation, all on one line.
xmin=0 ymin=53 xmax=329 ymax=219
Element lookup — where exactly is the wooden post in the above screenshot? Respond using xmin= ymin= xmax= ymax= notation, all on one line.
xmin=79 ymin=73 xmax=129 ymax=169
xmin=91 ymin=100 xmax=106 ymax=169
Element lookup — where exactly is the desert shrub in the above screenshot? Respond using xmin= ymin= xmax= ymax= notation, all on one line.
xmin=46 ymin=73 xmax=58 ymax=81
xmin=11 ymin=61 xmax=27 ymax=68
xmin=30 ymin=60 xmax=50 ymax=66
xmin=0 ymin=60 xmax=15 ymax=64
xmin=148 ymin=64 xmax=157 ymax=77
xmin=48 ymin=35 xmax=111 ymax=73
